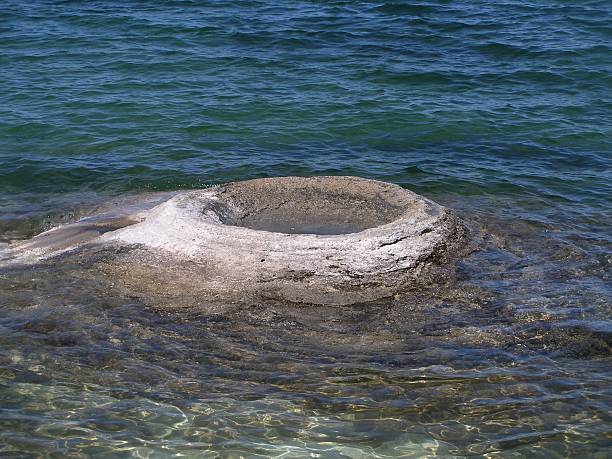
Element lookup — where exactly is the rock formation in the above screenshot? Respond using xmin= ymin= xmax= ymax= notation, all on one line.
xmin=6 ymin=177 xmax=469 ymax=305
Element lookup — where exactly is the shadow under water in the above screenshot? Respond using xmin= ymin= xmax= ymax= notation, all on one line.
xmin=0 ymin=194 xmax=610 ymax=458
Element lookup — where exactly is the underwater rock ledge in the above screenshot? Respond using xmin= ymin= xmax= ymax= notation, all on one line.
xmin=7 ymin=176 xmax=470 ymax=305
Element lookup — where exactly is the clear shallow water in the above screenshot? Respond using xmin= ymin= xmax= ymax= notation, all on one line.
xmin=0 ymin=0 xmax=611 ymax=457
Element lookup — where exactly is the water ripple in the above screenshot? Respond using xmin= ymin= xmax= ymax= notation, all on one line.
xmin=1 ymin=0 xmax=611 ymax=456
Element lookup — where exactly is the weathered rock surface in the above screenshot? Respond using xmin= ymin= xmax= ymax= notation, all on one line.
xmin=6 ymin=176 xmax=469 ymax=305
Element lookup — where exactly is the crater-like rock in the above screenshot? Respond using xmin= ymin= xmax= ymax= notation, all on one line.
xmin=8 ymin=176 xmax=469 ymax=305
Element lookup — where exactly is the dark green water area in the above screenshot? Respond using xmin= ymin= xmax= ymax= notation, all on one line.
xmin=0 ymin=1 xmax=610 ymax=457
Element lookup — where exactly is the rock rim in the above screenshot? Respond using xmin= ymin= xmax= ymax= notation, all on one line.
xmin=101 ymin=176 xmax=467 ymax=305
xmin=6 ymin=176 xmax=468 ymax=305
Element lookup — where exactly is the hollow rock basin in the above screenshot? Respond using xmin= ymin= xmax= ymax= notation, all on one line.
xmin=9 ymin=176 xmax=468 ymax=305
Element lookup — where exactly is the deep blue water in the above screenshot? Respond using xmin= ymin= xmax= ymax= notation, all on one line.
xmin=0 ymin=1 xmax=610 ymax=457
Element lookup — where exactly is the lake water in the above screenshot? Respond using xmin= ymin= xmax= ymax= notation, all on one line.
xmin=1 ymin=1 xmax=610 ymax=457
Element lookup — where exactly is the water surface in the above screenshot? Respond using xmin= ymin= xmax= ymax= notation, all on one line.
xmin=0 ymin=0 xmax=610 ymax=457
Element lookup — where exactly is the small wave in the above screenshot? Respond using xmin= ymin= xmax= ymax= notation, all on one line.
xmin=475 ymin=42 xmax=541 ymax=59
xmin=370 ymin=2 xmax=438 ymax=15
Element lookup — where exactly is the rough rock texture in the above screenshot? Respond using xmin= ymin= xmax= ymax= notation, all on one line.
xmin=7 ymin=176 xmax=469 ymax=305
xmin=6 ymin=192 xmax=177 ymax=261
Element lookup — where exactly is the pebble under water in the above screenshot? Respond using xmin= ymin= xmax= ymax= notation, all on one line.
xmin=1 ymin=1 xmax=611 ymax=457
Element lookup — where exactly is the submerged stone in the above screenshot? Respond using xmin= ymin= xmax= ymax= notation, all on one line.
xmin=7 ymin=176 xmax=469 ymax=305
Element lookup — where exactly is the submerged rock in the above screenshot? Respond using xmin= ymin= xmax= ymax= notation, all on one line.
xmin=7 ymin=176 xmax=469 ymax=305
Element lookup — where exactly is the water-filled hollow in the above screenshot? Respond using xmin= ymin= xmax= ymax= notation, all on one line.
xmin=210 ymin=179 xmax=408 ymax=235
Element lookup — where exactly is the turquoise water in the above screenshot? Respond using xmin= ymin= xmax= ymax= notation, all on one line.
xmin=1 ymin=1 xmax=611 ymax=457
